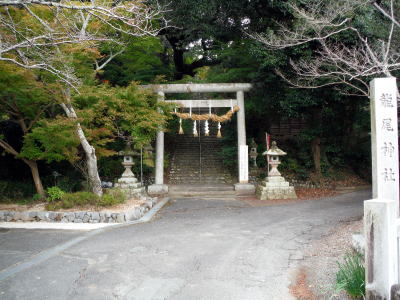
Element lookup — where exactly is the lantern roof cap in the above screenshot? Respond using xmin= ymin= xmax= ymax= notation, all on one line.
xmin=118 ymin=142 xmax=137 ymax=156
xmin=144 ymin=144 xmax=153 ymax=151
xmin=250 ymin=138 xmax=257 ymax=148
xmin=262 ymin=141 xmax=287 ymax=156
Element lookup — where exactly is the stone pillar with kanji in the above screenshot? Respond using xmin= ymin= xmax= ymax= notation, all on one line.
xmin=364 ymin=78 xmax=399 ymax=299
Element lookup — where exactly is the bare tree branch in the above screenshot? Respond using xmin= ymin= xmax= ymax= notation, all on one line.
xmin=95 ymin=48 xmax=125 ymax=71
xmin=248 ymin=0 xmax=400 ymax=96
xmin=0 ymin=0 xmax=169 ymax=86
xmin=373 ymin=0 xmax=400 ymax=28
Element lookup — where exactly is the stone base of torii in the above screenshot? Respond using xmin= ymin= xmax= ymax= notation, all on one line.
xmin=141 ymin=83 xmax=255 ymax=196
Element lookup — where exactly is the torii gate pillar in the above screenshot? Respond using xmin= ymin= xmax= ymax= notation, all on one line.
xmin=148 ymin=91 xmax=169 ymax=195
xmin=234 ymin=90 xmax=255 ymax=195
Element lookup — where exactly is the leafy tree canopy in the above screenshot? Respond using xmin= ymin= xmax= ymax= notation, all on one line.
xmin=0 ymin=62 xmax=79 ymax=162
xmin=75 ymin=83 xmax=175 ymax=149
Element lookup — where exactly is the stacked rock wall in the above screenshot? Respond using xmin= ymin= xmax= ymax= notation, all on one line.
xmin=0 ymin=198 xmax=158 ymax=223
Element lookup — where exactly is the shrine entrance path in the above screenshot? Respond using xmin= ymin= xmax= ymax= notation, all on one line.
xmin=0 ymin=189 xmax=370 ymax=300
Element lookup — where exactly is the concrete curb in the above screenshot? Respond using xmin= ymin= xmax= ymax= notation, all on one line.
xmin=0 ymin=197 xmax=170 ymax=231
xmin=0 ymin=222 xmax=119 ymax=230
xmin=0 ymin=197 xmax=170 ymax=282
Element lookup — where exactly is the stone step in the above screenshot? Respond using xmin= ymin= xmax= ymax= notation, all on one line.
xmin=169 ymin=170 xmax=230 ymax=174
xmin=170 ymin=171 xmax=229 ymax=174
xmin=176 ymin=184 xmax=233 ymax=191
xmin=170 ymin=161 xmax=225 ymax=165
xmin=171 ymin=163 xmax=223 ymax=166
xmin=171 ymin=160 xmax=223 ymax=162
xmin=169 ymin=171 xmax=229 ymax=173
xmin=170 ymin=166 xmax=227 ymax=169
xmin=171 ymin=163 xmax=200 ymax=165
xmin=172 ymin=150 xmax=223 ymax=154
xmin=173 ymin=149 xmax=222 ymax=151
xmin=170 ymin=179 xmax=232 ymax=182
xmin=169 ymin=177 xmax=232 ymax=181
xmin=169 ymin=183 xmax=232 ymax=186
xmin=172 ymin=143 xmax=221 ymax=146
xmin=170 ymin=179 xmax=233 ymax=182
xmin=169 ymin=184 xmax=235 ymax=192
xmin=170 ymin=170 xmax=226 ymax=172
xmin=169 ymin=193 xmax=236 ymax=199
xmin=168 ymin=184 xmax=236 ymax=198
xmin=174 ymin=138 xmax=221 ymax=141
xmin=170 ymin=177 xmax=231 ymax=179
xmin=170 ymin=170 xmax=230 ymax=174
xmin=171 ymin=159 xmax=223 ymax=163
xmin=171 ymin=155 xmax=223 ymax=158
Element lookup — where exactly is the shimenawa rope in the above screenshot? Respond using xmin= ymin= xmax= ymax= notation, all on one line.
xmin=172 ymin=105 xmax=239 ymax=123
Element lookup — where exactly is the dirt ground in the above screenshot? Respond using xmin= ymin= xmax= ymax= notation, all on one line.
xmin=290 ymin=219 xmax=363 ymax=299
xmin=241 ymin=187 xmax=338 ymax=207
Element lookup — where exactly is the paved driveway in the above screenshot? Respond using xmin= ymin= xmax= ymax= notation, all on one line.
xmin=0 ymin=190 xmax=370 ymax=300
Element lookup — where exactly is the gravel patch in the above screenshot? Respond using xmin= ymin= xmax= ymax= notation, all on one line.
xmin=296 ymin=219 xmax=363 ymax=299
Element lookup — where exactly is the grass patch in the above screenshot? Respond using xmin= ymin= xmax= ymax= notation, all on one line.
xmin=335 ymin=252 xmax=365 ymax=299
xmin=45 ymin=189 xmax=126 ymax=210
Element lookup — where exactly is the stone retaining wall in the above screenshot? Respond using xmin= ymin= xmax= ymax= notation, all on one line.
xmin=0 ymin=198 xmax=158 ymax=223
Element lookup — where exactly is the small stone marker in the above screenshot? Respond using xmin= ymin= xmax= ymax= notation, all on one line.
xmin=249 ymin=138 xmax=258 ymax=168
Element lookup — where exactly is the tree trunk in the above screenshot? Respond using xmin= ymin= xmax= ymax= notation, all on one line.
xmin=311 ymin=137 xmax=321 ymax=175
xmin=25 ymin=160 xmax=45 ymax=196
xmin=79 ymin=124 xmax=103 ymax=196
xmin=310 ymin=107 xmax=323 ymax=175
xmin=60 ymin=93 xmax=103 ymax=196
xmin=0 ymin=139 xmax=46 ymax=197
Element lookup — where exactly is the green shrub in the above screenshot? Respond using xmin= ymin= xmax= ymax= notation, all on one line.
xmin=45 ymin=190 xmax=126 ymax=210
xmin=335 ymin=252 xmax=365 ymax=299
xmin=61 ymin=191 xmax=99 ymax=207
xmin=99 ymin=189 xmax=126 ymax=207
xmin=32 ymin=193 xmax=43 ymax=201
xmin=46 ymin=186 xmax=65 ymax=203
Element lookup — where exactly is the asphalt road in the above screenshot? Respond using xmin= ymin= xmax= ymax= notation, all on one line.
xmin=0 ymin=190 xmax=370 ymax=300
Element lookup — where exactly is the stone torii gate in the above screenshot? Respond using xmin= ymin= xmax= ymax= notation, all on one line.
xmin=142 ymin=83 xmax=255 ymax=195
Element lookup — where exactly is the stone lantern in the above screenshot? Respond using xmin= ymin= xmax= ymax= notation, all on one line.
xmin=114 ymin=142 xmax=145 ymax=198
xmin=264 ymin=141 xmax=286 ymax=176
xmin=118 ymin=142 xmax=137 ymax=181
xmin=257 ymin=141 xmax=297 ymax=200
xmin=144 ymin=144 xmax=153 ymax=156
xmin=249 ymin=139 xmax=258 ymax=168
xmin=143 ymin=144 xmax=154 ymax=166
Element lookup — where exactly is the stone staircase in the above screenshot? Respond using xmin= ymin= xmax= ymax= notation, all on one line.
xmin=168 ymin=184 xmax=236 ymax=199
xmin=168 ymin=120 xmax=234 ymax=185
